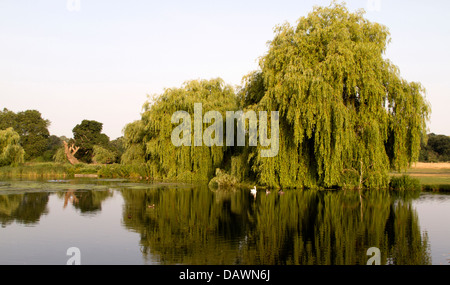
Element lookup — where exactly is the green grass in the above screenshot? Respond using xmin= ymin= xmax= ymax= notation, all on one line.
xmin=0 ymin=162 xmax=70 ymax=178
xmin=389 ymin=175 xmax=421 ymax=191
xmin=421 ymin=184 xmax=450 ymax=192
xmin=2 ymin=162 xmax=450 ymax=192
xmin=0 ymin=162 xmax=153 ymax=180
xmin=0 ymin=162 xmax=104 ymax=179
xmin=391 ymin=165 xmax=450 ymax=192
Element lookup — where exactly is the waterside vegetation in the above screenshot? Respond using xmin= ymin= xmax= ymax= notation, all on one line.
xmin=1 ymin=161 xmax=449 ymax=192
xmin=1 ymin=3 xmax=449 ymax=192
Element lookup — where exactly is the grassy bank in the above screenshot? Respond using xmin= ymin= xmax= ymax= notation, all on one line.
xmin=0 ymin=162 xmax=147 ymax=180
xmin=391 ymin=162 xmax=450 ymax=192
xmin=0 ymin=162 xmax=204 ymax=183
xmin=0 ymin=162 xmax=72 ymax=179
xmin=2 ymin=162 xmax=450 ymax=192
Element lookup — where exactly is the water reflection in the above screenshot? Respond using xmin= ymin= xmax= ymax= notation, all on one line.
xmin=63 ymin=189 xmax=78 ymax=208
xmin=0 ymin=192 xmax=49 ymax=227
xmin=1 ymin=187 xmax=113 ymax=227
xmin=0 ymin=180 xmax=433 ymax=265
xmin=58 ymin=189 xmax=113 ymax=214
xmin=121 ymin=186 xmax=431 ymax=265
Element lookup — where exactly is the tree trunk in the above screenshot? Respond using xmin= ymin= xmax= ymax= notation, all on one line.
xmin=358 ymin=158 xmax=364 ymax=191
xmin=63 ymin=141 xmax=80 ymax=165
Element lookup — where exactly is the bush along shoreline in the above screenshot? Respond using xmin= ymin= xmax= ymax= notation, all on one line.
xmin=1 ymin=162 xmax=449 ymax=192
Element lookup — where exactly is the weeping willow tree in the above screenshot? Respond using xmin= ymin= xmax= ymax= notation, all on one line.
xmin=121 ymin=120 xmax=146 ymax=165
xmin=123 ymin=3 xmax=430 ymax=189
xmin=0 ymin=128 xmax=25 ymax=167
xmin=123 ymin=78 xmax=238 ymax=182
xmin=240 ymin=3 xmax=430 ymax=189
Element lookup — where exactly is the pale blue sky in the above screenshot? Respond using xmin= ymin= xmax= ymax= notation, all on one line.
xmin=1 ymin=0 xmax=449 ymax=139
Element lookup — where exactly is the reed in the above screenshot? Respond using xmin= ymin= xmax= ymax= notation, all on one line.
xmin=421 ymin=184 xmax=450 ymax=192
xmin=0 ymin=162 xmax=70 ymax=178
xmin=389 ymin=175 xmax=422 ymax=191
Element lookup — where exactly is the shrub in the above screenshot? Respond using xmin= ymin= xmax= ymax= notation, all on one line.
xmin=389 ymin=175 xmax=421 ymax=191
xmin=93 ymin=145 xmax=116 ymax=164
xmin=208 ymin=168 xmax=239 ymax=189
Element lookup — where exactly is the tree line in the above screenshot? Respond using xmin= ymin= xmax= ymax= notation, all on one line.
xmin=0 ymin=108 xmax=124 ymax=166
xmin=1 ymin=3 xmax=439 ymax=189
xmin=419 ymin=133 xmax=450 ymax=162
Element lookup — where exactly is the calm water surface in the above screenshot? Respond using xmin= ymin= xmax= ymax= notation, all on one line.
xmin=0 ymin=179 xmax=449 ymax=265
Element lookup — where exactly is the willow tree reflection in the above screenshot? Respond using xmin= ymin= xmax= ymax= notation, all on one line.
xmin=121 ymin=187 xmax=430 ymax=265
xmin=121 ymin=186 xmax=251 ymax=264
xmin=58 ymin=189 xmax=113 ymax=214
xmin=0 ymin=192 xmax=49 ymax=227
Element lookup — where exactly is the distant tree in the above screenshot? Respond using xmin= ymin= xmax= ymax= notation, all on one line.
xmin=53 ymin=136 xmax=77 ymax=164
xmin=42 ymin=135 xmax=62 ymax=161
xmin=0 ymin=109 xmax=50 ymax=160
xmin=92 ymin=145 xmax=116 ymax=164
xmin=15 ymin=110 xmax=50 ymax=160
xmin=0 ymin=108 xmax=16 ymax=130
xmin=53 ymin=147 xmax=69 ymax=163
xmin=0 ymin=128 xmax=25 ymax=166
xmin=72 ymin=120 xmax=110 ymax=163
xmin=109 ymin=136 xmax=125 ymax=163
xmin=419 ymin=133 xmax=450 ymax=162
xmin=62 ymin=141 xmax=80 ymax=165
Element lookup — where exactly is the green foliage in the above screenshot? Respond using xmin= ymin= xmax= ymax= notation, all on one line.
xmin=109 ymin=137 xmax=125 ymax=163
xmin=67 ymin=163 xmax=102 ymax=175
xmin=123 ymin=78 xmax=238 ymax=182
xmin=0 ymin=192 xmax=50 ymax=227
xmin=97 ymin=163 xmax=152 ymax=179
xmin=41 ymin=135 xmax=63 ymax=162
xmin=389 ymin=175 xmax=421 ymax=191
xmin=121 ymin=3 xmax=430 ymax=189
xmin=419 ymin=133 xmax=450 ymax=162
xmin=0 ymin=162 xmax=69 ymax=178
xmin=0 ymin=109 xmax=50 ymax=160
xmin=53 ymin=147 xmax=68 ymax=163
xmin=0 ymin=108 xmax=16 ymax=129
xmin=229 ymin=148 xmax=257 ymax=183
xmin=241 ymin=3 xmax=430 ymax=189
xmin=421 ymin=184 xmax=450 ymax=192
xmin=93 ymin=145 xmax=116 ymax=164
xmin=121 ymin=120 xmax=146 ymax=165
xmin=0 ymin=128 xmax=25 ymax=166
xmin=208 ymin=168 xmax=239 ymax=189
xmin=72 ymin=120 xmax=110 ymax=163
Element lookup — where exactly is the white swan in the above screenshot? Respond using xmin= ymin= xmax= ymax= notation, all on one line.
xmin=250 ymin=186 xmax=257 ymax=196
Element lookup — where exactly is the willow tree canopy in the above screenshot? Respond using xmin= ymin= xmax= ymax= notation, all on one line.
xmin=123 ymin=78 xmax=238 ymax=181
xmin=123 ymin=3 xmax=430 ymax=189
xmin=241 ymin=3 xmax=430 ymax=189
xmin=0 ymin=128 xmax=25 ymax=167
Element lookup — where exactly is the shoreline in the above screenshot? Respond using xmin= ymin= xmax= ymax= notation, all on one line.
xmin=1 ymin=162 xmax=449 ymax=192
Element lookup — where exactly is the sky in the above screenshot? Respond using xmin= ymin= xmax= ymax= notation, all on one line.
xmin=0 ymin=0 xmax=449 ymax=139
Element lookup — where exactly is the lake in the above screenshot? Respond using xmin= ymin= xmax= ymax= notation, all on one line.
xmin=0 ymin=179 xmax=449 ymax=265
